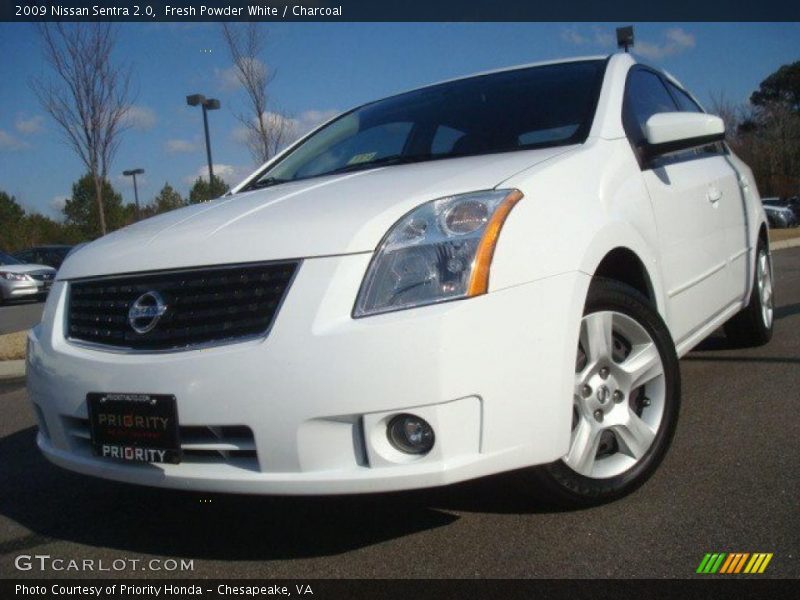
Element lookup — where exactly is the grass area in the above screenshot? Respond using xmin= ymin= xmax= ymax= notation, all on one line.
xmin=0 ymin=331 xmax=27 ymax=361
xmin=770 ymin=228 xmax=800 ymax=243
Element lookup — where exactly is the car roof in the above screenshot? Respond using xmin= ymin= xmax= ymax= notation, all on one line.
xmin=418 ymin=55 xmax=610 ymax=91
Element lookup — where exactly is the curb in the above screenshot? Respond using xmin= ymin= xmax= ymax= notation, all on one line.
xmin=771 ymin=237 xmax=800 ymax=251
xmin=0 ymin=359 xmax=26 ymax=381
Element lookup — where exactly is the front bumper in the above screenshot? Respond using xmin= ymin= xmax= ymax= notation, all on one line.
xmin=1 ymin=278 xmax=47 ymax=300
xmin=27 ymin=254 xmax=589 ymax=494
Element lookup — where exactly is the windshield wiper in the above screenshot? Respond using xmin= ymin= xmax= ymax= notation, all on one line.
xmin=243 ymin=154 xmax=442 ymax=192
xmin=242 ymin=177 xmax=291 ymax=192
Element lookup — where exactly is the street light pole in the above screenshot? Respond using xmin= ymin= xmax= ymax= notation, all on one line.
xmin=187 ymin=94 xmax=221 ymax=184
xmin=202 ymin=103 xmax=214 ymax=181
xmin=123 ymin=168 xmax=145 ymax=218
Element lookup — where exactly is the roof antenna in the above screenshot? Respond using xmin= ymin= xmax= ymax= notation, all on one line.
xmin=616 ymin=26 xmax=634 ymax=53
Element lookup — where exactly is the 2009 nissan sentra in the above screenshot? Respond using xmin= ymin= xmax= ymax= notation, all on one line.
xmin=26 ymin=53 xmax=774 ymax=506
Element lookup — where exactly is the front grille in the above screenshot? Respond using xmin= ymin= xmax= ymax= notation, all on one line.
xmin=29 ymin=270 xmax=54 ymax=281
xmin=67 ymin=261 xmax=298 ymax=351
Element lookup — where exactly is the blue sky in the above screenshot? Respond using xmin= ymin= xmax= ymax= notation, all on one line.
xmin=1 ymin=22 xmax=798 ymax=219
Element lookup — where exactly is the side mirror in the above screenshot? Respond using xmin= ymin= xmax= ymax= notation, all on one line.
xmin=643 ymin=112 xmax=725 ymax=160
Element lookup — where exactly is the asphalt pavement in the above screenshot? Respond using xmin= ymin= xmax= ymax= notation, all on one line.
xmin=0 ymin=300 xmax=45 ymax=335
xmin=0 ymin=249 xmax=797 ymax=579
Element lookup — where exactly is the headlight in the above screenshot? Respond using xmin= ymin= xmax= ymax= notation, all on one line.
xmin=354 ymin=189 xmax=523 ymax=317
xmin=0 ymin=272 xmax=31 ymax=281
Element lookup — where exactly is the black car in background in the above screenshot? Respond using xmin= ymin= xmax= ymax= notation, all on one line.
xmin=762 ymin=196 xmax=800 ymax=220
xmin=13 ymin=245 xmax=74 ymax=270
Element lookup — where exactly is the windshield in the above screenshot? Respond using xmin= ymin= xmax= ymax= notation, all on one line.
xmin=0 ymin=252 xmax=22 ymax=266
xmin=242 ymin=60 xmax=606 ymax=191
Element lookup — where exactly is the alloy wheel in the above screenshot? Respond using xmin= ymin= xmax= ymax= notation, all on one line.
xmin=757 ymin=250 xmax=774 ymax=329
xmin=565 ymin=310 xmax=666 ymax=479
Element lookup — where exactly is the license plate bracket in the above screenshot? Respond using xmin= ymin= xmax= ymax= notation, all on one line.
xmin=87 ymin=393 xmax=181 ymax=464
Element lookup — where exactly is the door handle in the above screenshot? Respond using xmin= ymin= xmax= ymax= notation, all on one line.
xmin=707 ymin=187 xmax=722 ymax=203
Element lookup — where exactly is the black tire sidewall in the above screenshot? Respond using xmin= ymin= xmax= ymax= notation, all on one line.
xmin=724 ymin=239 xmax=774 ymax=347
xmin=541 ymin=279 xmax=681 ymax=506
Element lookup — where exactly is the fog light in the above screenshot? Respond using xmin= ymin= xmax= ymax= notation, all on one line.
xmin=387 ymin=414 xmax=435 ymax=454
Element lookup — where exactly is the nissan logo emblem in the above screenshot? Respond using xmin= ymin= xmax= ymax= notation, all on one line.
xmin=128 ymin=291 xmax=168 ymax=334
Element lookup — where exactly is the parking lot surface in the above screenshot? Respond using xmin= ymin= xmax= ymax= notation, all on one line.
xmin=0 ymin=301 xmax=44 ymax=336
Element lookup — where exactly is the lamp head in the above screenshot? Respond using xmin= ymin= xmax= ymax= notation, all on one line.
xmin=616 ymin=26 xmax=634 ymax=52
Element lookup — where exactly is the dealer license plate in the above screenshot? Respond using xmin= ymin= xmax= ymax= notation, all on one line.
xmin=87 ymin=393 xmax=181 ymax=464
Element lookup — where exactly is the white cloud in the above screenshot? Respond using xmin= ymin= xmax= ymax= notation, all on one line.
xmin=215 ymin=64 xmax=242 ymax=90
xmin=184 ymin=163 xmax=251 ymax=187
xmin=0 ymin=129 xmax=28 ymax=151
xmin=49 ymin=195 xmax=68 ymax=213
xmin=665 ymin=28 xmax=696 ymax=49
xmin=165 ymin=138 xmax=197 ymax=153
xmin=592 ymin=27 xmax=615 ymax=48
xmin=231 ymin=108 xmax=340 ymax=148
xmin=295 ymin=109 xmax=340 ymax=136
xmin=561 ymin=28 xmax=587 ymax=45
xmin=122 ymin=105 xmax=157 ymax=130
xmin=635 ymin=28 xmax=696 ymax=60
xmin=214 ymin=58 xmax=267 ymax=91
xmin=231 ymin=125 xmax=249 ymax=144
xmin=561 ymin=26 xmax=615 ymax=49
xmin=15 ymin=115 xmax=45 ymax=135
xmin=560 ymin=26 xmax=697 ymax=58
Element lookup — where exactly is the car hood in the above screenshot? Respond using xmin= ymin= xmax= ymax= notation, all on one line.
xmin=0 ymin=264 xmax=55 ymax=275
xmin=59 ymin=147 xmax=575 ymax=280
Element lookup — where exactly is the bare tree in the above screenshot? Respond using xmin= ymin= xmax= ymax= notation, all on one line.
xmin=32 ymin=23 xmax=133 ymax=236
xmin=708 ymin=91 xmax=742 ymax=138
xmin=710 ymin=89 xmax=800 ymax=197
xmin=221 ymin=23 xmax=292 ymax=165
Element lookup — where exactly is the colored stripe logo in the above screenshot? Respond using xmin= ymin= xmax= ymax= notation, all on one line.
xmin=696 ymin=552 xmax=773 ymax=574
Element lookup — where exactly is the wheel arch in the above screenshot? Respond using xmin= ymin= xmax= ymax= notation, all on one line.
xmin=593 ymin=247 xmax=656 ymax=303
xmin=758 ymin=221 xmax=769 ymax=250
xmin=579 ymin=224 xmax=667 ymax=318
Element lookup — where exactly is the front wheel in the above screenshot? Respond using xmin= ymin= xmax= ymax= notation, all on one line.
xmin=526 ymin=279 xmax=681 ymax=507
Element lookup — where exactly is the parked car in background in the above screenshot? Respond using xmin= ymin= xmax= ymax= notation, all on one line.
xmin=762 ymin=196 xmax=800 ymax=221
xmin=28 ymin=53 xmax=772 ymax=507
xmin=0 ymin=251 xmax=57 ymax=304
xmin=762 ymin=199 xmax=798 ymax=228
xmin=13 ymin=245 xmax=74 ymax=270
xmin=790 ymin=196 xmax=800 ymax=216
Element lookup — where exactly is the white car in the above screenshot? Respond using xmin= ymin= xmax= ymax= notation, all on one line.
xmin=27 ymin=53 xmax=773 ymax=506
xmin=0 ymin=252 xmax=56 ymax=304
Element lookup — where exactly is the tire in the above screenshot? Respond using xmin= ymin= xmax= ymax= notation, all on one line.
xmin=723 ymin=241 xmax=774 ymax=347
xmin=525 ymin=278 xmax=681 ymax=508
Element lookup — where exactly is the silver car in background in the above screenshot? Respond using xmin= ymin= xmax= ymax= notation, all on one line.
xmin=0 ymin=252 xmax=57 ymax=304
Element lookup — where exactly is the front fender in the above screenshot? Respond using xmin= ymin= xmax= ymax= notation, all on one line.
xmin=577 ymin=222 xmax=667 ymax=316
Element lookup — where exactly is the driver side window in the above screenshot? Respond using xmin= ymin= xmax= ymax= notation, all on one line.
xmin=623 ymin=69 xmax=679 ymax=148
